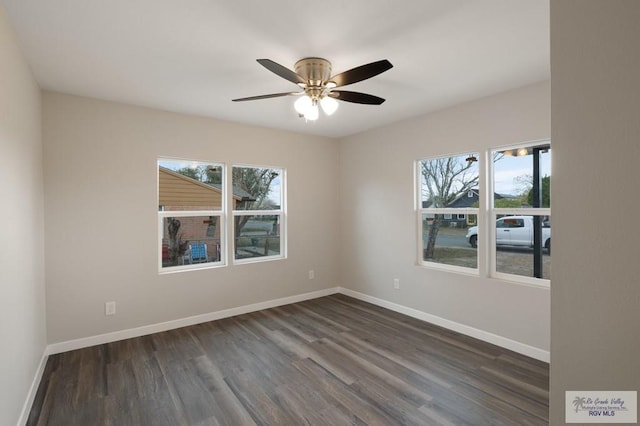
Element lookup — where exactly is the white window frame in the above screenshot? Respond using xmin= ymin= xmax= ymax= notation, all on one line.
xmin=157 ymin=158 xmax=227 ymax=274
xmin=231 ymin=164 xmax=287 ymax=265
xmin=416 ymin=153 xmax=480 ymax=274
xmin=416 ymin=143 xmax=551 ymax=286
xmin=489 ymin=141 xmax=551 ymax=287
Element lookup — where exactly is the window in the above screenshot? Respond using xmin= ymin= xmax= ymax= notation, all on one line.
xmin=158 ymin=159 xmax=225 ymax=271
xmin=416 ymin=142 xmax=551 ymax=284
xmin=232 ymin=165 xmax=285 ymax=262
xmin=491 ymin=143 xmax=551 ymax=281
xmin=497 ymin=218 xmax=524 ymax=228
xmin=417 ymin=153 xmax=479 ymax=271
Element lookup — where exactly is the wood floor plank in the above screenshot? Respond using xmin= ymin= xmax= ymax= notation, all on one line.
xmin=349 ymin=375 xmax=435 ymax=424
xmin=449 ymin=380 xmax=547 ymax=426
xmin=28 ymin=295 xmax=549 ymax=425
xmin=291 ymin=357 xmax=399 ymax=425
xmin=222 ymin=367 xmax=299 ymax=425
xmin=159 ymin=358 xmax=226 ymax=425
xmin=190 ymin=355 xmax=256 ymax=426
xmin=338 ymin=330 xmax=455 ymax=390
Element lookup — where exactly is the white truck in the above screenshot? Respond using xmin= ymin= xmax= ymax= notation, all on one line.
xmin=466 ymin=216 xmax=551 ymax=253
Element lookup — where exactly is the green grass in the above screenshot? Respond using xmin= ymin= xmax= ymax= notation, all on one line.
xmin=422 ymin=225 xmax=469 ymax=237
xmin=424 ymin=247 xmax=477 ymax=268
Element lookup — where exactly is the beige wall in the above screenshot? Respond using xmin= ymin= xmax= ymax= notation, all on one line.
xmin=550 ymin=0 xmax=640 ymax=423
xmin=339 ymin=81 xmax=551 ymax=352
xmin=43 ymin=92 xmax=340 ymax=343
xmin=0 ymin=7 xmax=46 ymax=426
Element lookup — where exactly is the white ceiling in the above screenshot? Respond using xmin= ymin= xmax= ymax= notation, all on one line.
xmin=2 ymin=0 xmax=549 ymax=138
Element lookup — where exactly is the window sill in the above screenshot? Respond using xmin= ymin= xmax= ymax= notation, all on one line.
xmin=159 ymin=262 xmax=226 ymax=274
xmin=233 ymin=255 xmax=287 ymax=266
xmin=416 ymin=261 xmax=479 ymax=277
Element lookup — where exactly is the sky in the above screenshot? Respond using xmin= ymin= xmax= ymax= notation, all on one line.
xmin=420 ymin=148 xmax=552 ymax=202
xmin=493 ymin=150 xmax=551 ymax=195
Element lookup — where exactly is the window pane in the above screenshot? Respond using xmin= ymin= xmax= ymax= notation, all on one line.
xmin=493 ymin=146 xmax=551 ymax=208
xmin=232 ymin=166 xmax=282 ymax=210
xmin=158 ymin=160 xmax=223 ymax=211
xmin=235 ymin=215 xmax=281 ymax=260
xmin=420 ymin=154 xmax=479 ymax=208
xmin=161 ymin=216 xmax=221 ymax=268
xmin=494 ymin=214 xmax=551 ymax=279
xmin=423 ymin=213 xmax=477 ymax=269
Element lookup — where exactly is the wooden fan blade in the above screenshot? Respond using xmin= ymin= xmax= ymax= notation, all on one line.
xmin=257 ymin=59 xmax=306 ymax=85
xmin=329 ymin=59 xmax=393 ymax=88
xmin=329 ymin=90 xmax=386 ymax=105
xmin=232 ymin=92 xmax=300 ymax=102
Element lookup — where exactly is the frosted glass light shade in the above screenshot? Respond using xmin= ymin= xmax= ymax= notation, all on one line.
xmin=320 ymin=96 xmax=339 ymax=116
xmin=305 ymin=103 xmax=319 ymax=121
xmin=294 ymin=95 xmax=312 ymax=115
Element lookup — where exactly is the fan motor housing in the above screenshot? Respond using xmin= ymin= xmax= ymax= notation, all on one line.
xmin=294 ymin=57 xmax=332 ymax=87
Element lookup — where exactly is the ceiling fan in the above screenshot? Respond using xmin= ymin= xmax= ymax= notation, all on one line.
xmin=232 ymin=57 xmax=393 ymax=121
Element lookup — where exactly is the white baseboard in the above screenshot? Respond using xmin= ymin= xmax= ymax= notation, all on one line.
xmin=17 ymin=350 xmax=49 ymax=426
xmin=47 ymin=285 xmax=549 ymax=360
xmin=26 ymin=285 xmax=548 ymax=424
xmin=338 ymin=288 xmax=550 ymax=362
xmin=47 ymin=287 xmax=340 ymax=355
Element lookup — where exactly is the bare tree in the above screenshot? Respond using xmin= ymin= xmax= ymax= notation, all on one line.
xmin=175 ymin=165 xmax=222 ymax=184
xmin=166 ymin=218 xmax=189 ymax=266
xmin=233 ymin=167 xmax=280 ymax=240
xmin=422 ymin=157 xmax=478 ymax=259
xmin=171 ymin=165 xmax=280 ymax=255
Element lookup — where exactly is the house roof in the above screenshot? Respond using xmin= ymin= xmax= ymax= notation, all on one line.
xmin=423 ymin=189 xmax=507 ymax=208
xmin=447 ymin=189 xmax=481 ymax=208
xmin=159 ymin=166 xmax=245 ymax=201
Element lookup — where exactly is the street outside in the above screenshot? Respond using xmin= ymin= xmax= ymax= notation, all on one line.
xmin=236 ymin=219 xmax=281 ymax=258
xmin=425 ymin=226 xmax=551 ymax=279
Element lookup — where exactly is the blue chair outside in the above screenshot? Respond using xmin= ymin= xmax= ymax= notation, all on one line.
xmin=189 ymin=243 xmax=208 ymax=263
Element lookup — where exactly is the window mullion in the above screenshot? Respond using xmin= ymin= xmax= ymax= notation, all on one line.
xmin=231 ymin=165 xmax=285 ymax=263
xmin=489 ymin=142 xmax=551 ymax=284
xmin=417 ymin=154 xmax=480 ymax=273
xmin=157 ymin=159 xmax=226 ymax=272
xmin=480 ymin=149 xmax=490 ymax=277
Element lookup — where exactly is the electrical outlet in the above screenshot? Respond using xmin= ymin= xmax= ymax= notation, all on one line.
xmin=308 ymin=270 xmax=315 ymax=280
xmin=105 ymin=301 xmax=116 ymax=316
xmin=393 ymin=278 xmax=400 ymax=289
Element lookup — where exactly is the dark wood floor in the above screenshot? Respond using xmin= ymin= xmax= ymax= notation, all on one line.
xmin=28 ymin=294 xmax=549 ymax=425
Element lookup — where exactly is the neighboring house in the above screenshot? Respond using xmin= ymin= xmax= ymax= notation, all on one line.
xmin=158 ymin=167 xmax=246 ymax=264
xmin=159 ymin=166 xmax=248 ymax=210
xmin=423 ymin=190 xmax=513 ymax=227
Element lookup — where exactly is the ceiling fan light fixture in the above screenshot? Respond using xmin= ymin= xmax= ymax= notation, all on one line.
xmin=233 ymin=57 xmax=393 ymax=122
xmin=305 ymin=102 xmax=319 ymax=121
xmin=294 ymin=95 xmax=312 ymax=115
xmin=320 ymin=96 xmax=339 ymax=116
